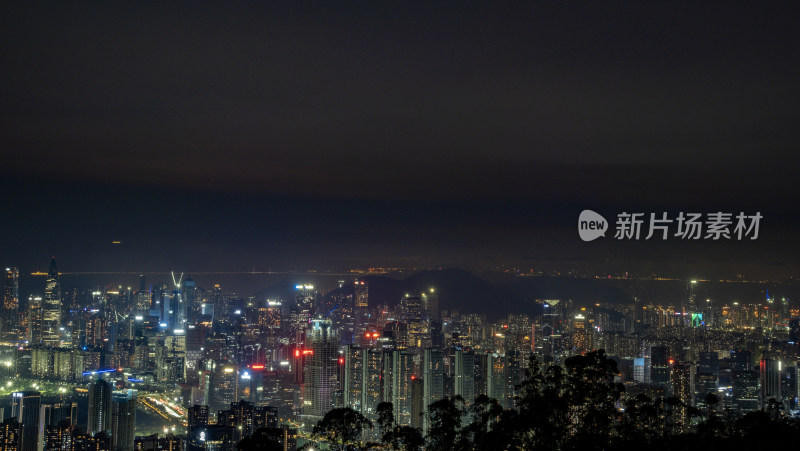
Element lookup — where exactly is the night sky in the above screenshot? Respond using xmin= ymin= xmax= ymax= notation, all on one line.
xmin=2 ymin=2 xmax=799 ymax=278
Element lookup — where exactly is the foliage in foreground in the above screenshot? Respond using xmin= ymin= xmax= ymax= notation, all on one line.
xmin=240 ymin=350 xmax=800 ymax=450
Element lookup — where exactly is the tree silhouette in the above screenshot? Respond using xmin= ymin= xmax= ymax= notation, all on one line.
xmin=515 ymin=355 xmax=569 ymax=449
xmin=313 ymin=407 xmax=373 ymax=451
xmin=305 ymin=349 xmax=800 ymax=450
xmin=387 ymin=425 xmax=424 ymax=451
xmin=426 ymin=396 xmax=466 ymax=451
xmin=460 ymin=394 xmax=503 ymax=450
xmin=376 ymin=401 xmax=395 ymax=444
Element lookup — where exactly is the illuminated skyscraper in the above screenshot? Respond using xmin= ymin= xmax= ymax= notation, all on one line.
xmin=732 ymin=370 xmax=759 ymax=412
xmin=669 ymin=364 xmax=693 ymax=430
xmin=363 ymin=349 xmax=383 ymax=419
xmin=354 ymin=280 xmax=369 ymax=331
xmin=421 ymin=289 xmax=439 ymax=321
xmin=3 ymin=268 xmax=18 ymax=312
xmin=87 ymin=379 xmax=112 ymax=436
xmin=211 ymin=366 xmax=239 ymax=414
xmin=111 ymin=390 xmax=137 ymax=451
xmin=27 ymin=295 xmax=44 ymax=344
xmin=487 ymin=353 xmax=506 ymax=406
xmin=423 ymin=349 xmax=444 ymax=432
xmin=42 ymin=257 xmax=61 ymax=345
xmin=343 ymin=346 xmax=365 ymax=414
xmin=650 ymin=345 xmax=670 ymax=387
xmin=387 ymin=350 xmax=414 ymax=426
xmin=11 ymin=391 xmax=41 ymax=451
xmin=505 ymin=350 xmax=522 ymax=408
xmin=454 ymin=350 xmax=475 ymax=406
xmin=183 ymin=276 xmax=197 ymax=321
xmin=760 ymin=358 xmax=782 ymax=408
xmin=354 ymin=281 xmax=368 ymax=309
xmin=0 ymin=418 xmax=21 ymax=450
xmin=400 ymin=295 xmax=422 ymax=321
xmin=171 ymin=272 xmax=187 ymax=327
xmin=291 ymin=284 xmax=316 ymax=345
xmin=301 ymin=318 xmax=339 ymax=427
xmin=134 ymin=275 xmax=151 ymax=316
xmin=683 ymin=280 xmax=697 ymax=326
xmin=2 ymin=267 xmax=19 ymax=340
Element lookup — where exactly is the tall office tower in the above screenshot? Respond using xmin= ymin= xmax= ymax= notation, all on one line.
xmin=695 ymin=372 xmax=718 ymax=408
xmin=389 ymin=350 xmax=415 ymax=426
xmin=400 ymin=295 xmax=422 ymax=322
xmin=354 ymin=280 xmax=369 ymax=332
xmin=421 ymin=289 xmax=439 ymax=321
xmin=430 ymin=320 xmax=444 ymax=349
xmin=27 ymin=295 xmax=44 ymax=344
xmin=633 ymin=357 xmax=652 ymax=383
xmin=354 ymin=280 xmax=368 ymax=309
xmin=473 ymin=353 xmax=489 ymax=398
xmin=183 ymin=277 xmax=197 ymax=321
xmin=650 ymin=345 xmax=670 ymax=387
xmin=211 ymin=366 xmax=239 ymax=414
xmin=2 ymin=267 xmax=19 ymax=340
xmin=355 ymin=280 xmax=369 ymax=309
xmin=454 ymin=350 xmax=475 ymax=407
xmin=779 ymin=296 xmax=790 ymax=324
xmin=111 ymin=390 xmax=137 ymax=451
xmin=290 ymin=285 xmax=316 ymax=345
xmin=423 ymin=349 xmax=444 ymax=433
xmin=301 ymin=319 xmax=339 ymax=426
xmin=732 ymin=370 xmax=760 ymax=412
xmin=760 ymin=359 xmax=782 ymax=408
xmin=134 ymin=288 xmax=151 ymax=316
xmin=698 ymin=352 xmax=719 ymax=377
xmin=344 ymin=346 xmax=365 ymax=414
xmin=411 ymin=377 xmax=425 ymax=430
xmin=42 ymin=257 xmax=61 ymax=345
xmin=171 ymin=272 xmax=186 ymax=327
xmin=487 ymin=354 xmax=506 ymax=407
xmin=11 ymin=391 xmax=41 ymax=451
xmin=781 ymin=366 xmax=798 ymax=410
xmin=683 ymin=280 xmax=697 ymax=326
xmin=87 ymin=379 xmax=112 ymax=436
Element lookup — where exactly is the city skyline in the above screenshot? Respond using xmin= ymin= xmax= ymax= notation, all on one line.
xmin=1 ymin=2 xmax=800 ymax=449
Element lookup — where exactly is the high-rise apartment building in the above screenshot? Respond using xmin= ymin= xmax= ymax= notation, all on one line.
xmin=87 ymin=379 xmax=112 ymax=436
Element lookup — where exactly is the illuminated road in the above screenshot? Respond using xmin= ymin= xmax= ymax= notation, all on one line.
xmin=139 ymin=395 xmax=188 ymax=426
xmin=0 ymin=376 xmax=188 ymax=428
